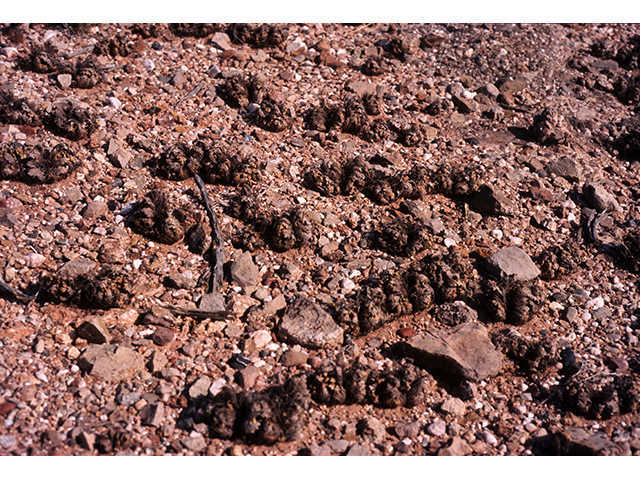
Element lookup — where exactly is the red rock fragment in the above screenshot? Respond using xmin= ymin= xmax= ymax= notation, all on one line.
xmin=398 ymin=327 xmax=417 ymax=338
xmin=0 ymin=401 xmax=16 ymax=417
xmin=153 ymin=328 xmax=175 ymax=346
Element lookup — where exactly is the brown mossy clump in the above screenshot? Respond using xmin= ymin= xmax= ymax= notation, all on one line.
xmin=482 ymin=277 xmax=545 ymax=326
xmin=40 ymin=265 xmax=134 ymax=309
xmin=560 ymin=374 xmax=640 ymax=420
xmin=129 ymin=189 xmax=200 ymax=246
xmin=537 ymin=243 xmax=580 ymax=281
xmin=153 ymin=141 xmax=262 ymax=187
xmin=492 ymin=328 xmax=560 ymax=375
xmin=226 ymin=23 xmax=289 ymax=48
xmin=0 ymin=86 xmax=44 ymax=126
xmin=72 ymin=58 xmax=102 ymax=89
xmin=45 ymin=98 xmax=97 ymax=141
xmin=0 ymin=142 xmax=80 ymax=184
xmin=217 ymin=73 xmax=269 ymax=110
xmin=191 ymin=375 xmax=309 ymax=445
xmin=169 ymin=23 xmax=222 ymax=38
xmin=332 ymin=267 xmax=434 ymax=337
xmin=252 ymin=96 xmax=291 ymax=132
xmin=307 ymin=358 xmax=434 ymax=408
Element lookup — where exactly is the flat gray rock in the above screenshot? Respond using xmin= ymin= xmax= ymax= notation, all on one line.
xmin=78 ymin=344 xmax=144 ymax=382
xmin=58 ymin=258 xmax=96 ymax=278
xmin=278 ymin=297 xmax=344 ymax=349
xmin=230 ymin=252 xmax=261 ymax=288
xmin=405 ymin=322 xmax=503 ymax=382
xmin=485 ymin=246 xmax=540 ymax=282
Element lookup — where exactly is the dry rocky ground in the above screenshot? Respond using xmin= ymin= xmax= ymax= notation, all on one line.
xmin=1 ymin=22 xmax=640 ymax=456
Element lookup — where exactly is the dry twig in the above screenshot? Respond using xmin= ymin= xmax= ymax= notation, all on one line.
xmin=194 ymin=174 xmax=225 ymax=293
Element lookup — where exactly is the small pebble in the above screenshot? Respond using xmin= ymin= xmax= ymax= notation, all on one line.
xmin=152 ymin=328 xmax=175 ymax=346
xmin=398 ymin=327 xmax=416 ymax=338
xmin=107 ymin=97 xmax=122 ymax=109
xmin=427 ymin=419 xmax=447 ymax=437
xmin=483 ymin=430 xmax=498 ymax=445
xmin=24 ymin=253 xmax=46 ymax=268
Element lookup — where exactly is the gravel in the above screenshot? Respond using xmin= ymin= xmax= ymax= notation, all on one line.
xmin=1 ymin=22 xmax=640 ymax=457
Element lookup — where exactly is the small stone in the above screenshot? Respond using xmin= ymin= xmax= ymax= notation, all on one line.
xmin=107 ymin=97 xmax=122 ymax=109
xmin=438 ymin=436 xmax=472 ymax=456
xmin=278 ymin=296 xmax=344 ymax=349
xmin=82 ymin=201 xmax=108 ymax=220
xmin=198 ymin=293 xmax=226 ymax=312
xmin=181 ymin=436 xmax=207 ymax=452
xmin=547 ymin=156 xmax=583 ymax=183
xmin=140 ymin=401 xmax=164 ymax=427
xmin=78 ymin=344 xmax=144 ymax=382
xmin=347 ymin=80 xmax=378 ymax=97
xmin=280 ymin=350 xmax=309 ymax=366
xmin=57 ymin=74 xmax=73 ymax=89
xmin=77 ymin=431 xmax=95 ymax=451
xmin=211 ymin=32 xmax=232 ymax=51
xmin=357 ymin=416 xmax=387 ymax=444
xmin=441 ymin=397 xmax=466 ymax=416
xmin=483 ymin=430 xmax=498 ymax=445
xmin=398 ymin=327 xmax=416 ymax=338
xmin=147 ymin=350 xmax=168 ymax=373
xmin=224 ymin=324 xmax=244 ymax=339
xmin=188 ymin=376 xmax=212 ymax=400
xmin=58 ymin=258 xmax=96 ymax=279
xmin=249 ymin=330 xmax=272 ymax=349
xmin=472 ymin=184 xmax=514 ymax=216
xmin=164 ymin=272 xmax=197 ymax=290
xmin=394 ymin=421 xmax=421 ymax=439
xmin=427 ymin=419 xmax=447 ymax=437
xmin=609 ymin=357 xmax=629 ymax=372
xmin=235 ymin=365 xmax=260 ymax=389
xmin=583 ymin=182 xmax=621 ymax=212
xmin=152 ymin=328 xmax=174 ymax=346
xmin=77 ymin=317 xmax=111 ymax=344
xmin=555 ymin=427 xmax=630 ymax=456
xmin=229 ymin=294 xmax=260 ymax=316
xmin=24 ymin=253 xmax=46 ymax=268
xmin=0 ymin=435 xmax=17 ymax=450
xmin=346 ymin=443 xmax=371 ymax=456
xmin=593 ymin=307 xmax=612 ymax=320
xmin=563 ymin=306 xmax=578 ymax=322
xmin=262 ymin=294 xmax=287 ymax=316
xmin=209 ymin=377 xmax=226 ymax=397
xmin=231 ymin=252 xmax=261 ymax=287
xmin=325 ymin=439 xmax=350 ymax=454
xmin=485 ymin=246 xmax=541 ymax=282
xmin=307 ymin=443 xmax=331 ymax=456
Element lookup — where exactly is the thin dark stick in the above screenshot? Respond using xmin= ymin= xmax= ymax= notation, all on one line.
xmin=0 ymin=275 xmax=35 ymax=304
xmin=175 ymin=81 xmax=204 ymax=108
xmin=158 ymin=303 xmax=232 ymax=320
xmin=194 ymin=174 xmax=224 ymax=293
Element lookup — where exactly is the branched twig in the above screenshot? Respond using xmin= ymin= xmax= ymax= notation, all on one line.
xmin=194 ymin=174 xmax=224 ymax=293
